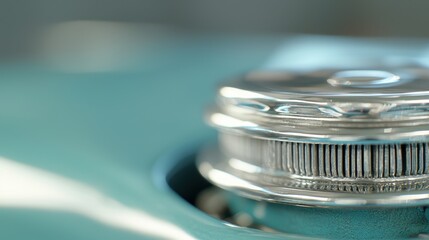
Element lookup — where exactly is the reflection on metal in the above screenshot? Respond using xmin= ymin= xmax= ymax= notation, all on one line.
xmin=0 ymin=157 xmax=195 ymax=240
xmin=220 ymin=134 xmax=429 ymax=179
xmin=199 ymin=65 xmax=429 ymax=207
xmin=210 ymin=113 xmax=258 ymax=128
xmin=327 ymin=70 xmax=401 ymax=88
xmin=199 ymin=147 xmax=429 ymax=207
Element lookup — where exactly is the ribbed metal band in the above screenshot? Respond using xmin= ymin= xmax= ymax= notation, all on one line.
xmin=220 ymin=133 xmax=429 ymax=180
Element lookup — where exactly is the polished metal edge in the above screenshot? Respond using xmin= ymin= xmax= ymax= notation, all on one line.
xmin=207 ymin=110 xmax=429 ymax=143
xmin=197 ymin=146 xmax=429 ymax=208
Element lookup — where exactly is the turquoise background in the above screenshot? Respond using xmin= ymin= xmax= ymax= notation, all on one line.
xmin=0 ymin=36 xmax=307 ymax=240
xmin=3 ymin=35 xmax=429 ymax=239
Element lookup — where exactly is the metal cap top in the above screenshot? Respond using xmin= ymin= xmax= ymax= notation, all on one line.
xmin=210 ymin=67 xmax=429 ymax=143
xmin=199 ymin=66 xmax=429 ymax=208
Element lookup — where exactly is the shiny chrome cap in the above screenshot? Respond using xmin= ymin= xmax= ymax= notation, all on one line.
xmin=198 ymin=67 xmax=429 ymax=207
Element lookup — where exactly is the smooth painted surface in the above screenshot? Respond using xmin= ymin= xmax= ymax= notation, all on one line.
xmin=0 ymin=35 xmax=297 ymax=239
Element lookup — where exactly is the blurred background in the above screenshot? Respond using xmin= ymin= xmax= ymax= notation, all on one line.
xmin=2 ymin=1 xmax=429 ymax=239
xmin=2 ymin=0 xmax=429 ymax=63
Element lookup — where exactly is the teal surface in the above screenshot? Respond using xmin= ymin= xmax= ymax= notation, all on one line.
xmin=3 ymin=35 xmax=429 ymax=240
xmin=229 ymin=194 xmax=429 ymax=240
xmin=0 ymin=36 xmax=312 ymax=239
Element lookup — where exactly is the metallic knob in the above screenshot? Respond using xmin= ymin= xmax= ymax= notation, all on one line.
xmin=198 ymin=67 xmax=429 ymax=207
